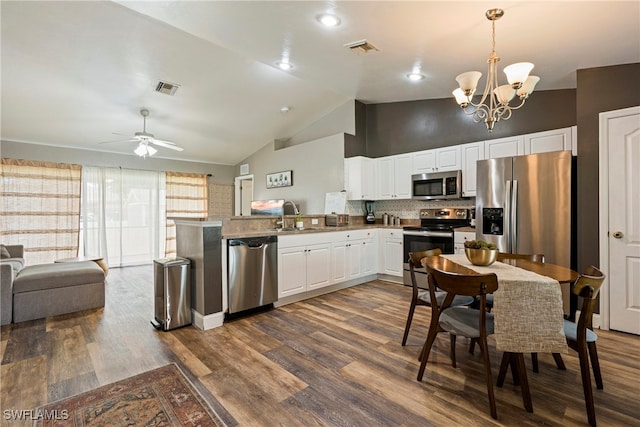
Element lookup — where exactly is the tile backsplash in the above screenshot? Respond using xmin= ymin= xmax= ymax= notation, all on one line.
xmin=347 ymin=198 xmax=475 ymax=220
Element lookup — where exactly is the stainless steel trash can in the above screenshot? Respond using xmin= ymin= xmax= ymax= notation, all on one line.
xmin=152 ymin=257 xmax=191 ymax=331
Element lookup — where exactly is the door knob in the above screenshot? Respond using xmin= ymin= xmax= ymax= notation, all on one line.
xmin=612 ymin=231 xmax=624 ymax=239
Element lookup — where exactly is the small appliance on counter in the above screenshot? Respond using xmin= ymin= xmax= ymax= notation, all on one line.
xmin=325 ymin=214 xmax=349 ymax=226
xmin=364 ymin=201 xmax=376 ymax=224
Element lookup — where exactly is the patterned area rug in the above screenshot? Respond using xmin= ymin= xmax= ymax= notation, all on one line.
xmin=35 ymin=364 xmax=226 ymax=426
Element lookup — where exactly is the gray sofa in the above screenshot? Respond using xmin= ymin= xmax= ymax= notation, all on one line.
xmin=1 ymin=245 xmax=106 ymax=325
xmin=1 ymin=244 xmax=24 ymax=325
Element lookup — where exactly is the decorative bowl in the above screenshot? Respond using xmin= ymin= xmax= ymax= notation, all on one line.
xmin=464 ymin=248 xmax=498 ymax=266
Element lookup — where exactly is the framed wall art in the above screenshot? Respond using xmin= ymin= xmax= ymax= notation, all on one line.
xmin=266 ymin=170 xmax=292 ymax=189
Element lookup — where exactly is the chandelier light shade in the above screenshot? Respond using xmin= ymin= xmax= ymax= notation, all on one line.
xmin=452 ymin=8 xmax=540 ymax=131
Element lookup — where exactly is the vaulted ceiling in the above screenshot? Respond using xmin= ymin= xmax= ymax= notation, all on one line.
xmin=2 ymin=1 xmax=639 ymax=165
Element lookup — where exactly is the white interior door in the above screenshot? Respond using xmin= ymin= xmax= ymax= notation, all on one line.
xmin=600 ymin=106 xmax=640 ymax=334
xmin=234 ymin=175 xmax=253 ymax=216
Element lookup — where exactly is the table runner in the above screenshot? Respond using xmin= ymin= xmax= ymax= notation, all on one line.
xmin=441 ymin=254 xmax=567 ymax=353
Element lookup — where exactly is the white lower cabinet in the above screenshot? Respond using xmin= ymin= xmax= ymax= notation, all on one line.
xmin=331 ymin=230 xmax=377 ymax=282
xmin=378 ymin=229 xmax=403 ymax=276
xmin=278 ymin=235 xmax=331 ymax=298
xmin=279 ymin=230 xmax=379 ymax=299
xmin=454 ymin=230 xmax=476 ymax=255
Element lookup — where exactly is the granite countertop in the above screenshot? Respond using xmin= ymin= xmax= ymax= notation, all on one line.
xmin=222 ymin=223 xmax=403 ymax=239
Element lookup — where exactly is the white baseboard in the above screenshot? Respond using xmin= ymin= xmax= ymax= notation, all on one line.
xmin=191 ymin=309 xmax=224 ymax=330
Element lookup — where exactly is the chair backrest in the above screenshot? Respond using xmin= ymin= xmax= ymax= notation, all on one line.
xmin=408 ymin=248 xmax=442 ymax=269
xmin=407 ymin=249 xmax=442 ymax=295
xmin=497 ymin=252 xmax=545 ymax=263
xmin=572 ymin=266 xmax=605 ymax=332
xmin=425 ymin=267 xmax=498 ymax=337
xmin=427 ymin=267 xmax=498 ymax=298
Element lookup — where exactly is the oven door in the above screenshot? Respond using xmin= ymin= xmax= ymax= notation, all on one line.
xmin=402 ymin=229 xmax=454 ymax=287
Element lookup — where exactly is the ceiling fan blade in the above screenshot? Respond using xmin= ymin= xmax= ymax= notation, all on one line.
xmin=151 ymin=139 xmax=184 ymax=151
xmin=98 ymin=138 xmax=136 ymax=144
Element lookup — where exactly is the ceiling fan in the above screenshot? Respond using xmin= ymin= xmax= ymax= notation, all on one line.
xmin=100 ymin=108 xmax=183 ymax=157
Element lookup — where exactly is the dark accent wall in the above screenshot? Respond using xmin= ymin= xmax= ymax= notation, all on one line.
xmin=346 ymin=89 xmax=576 ymax=158
xmin=576 ymin=63 xmax=640 ymax=273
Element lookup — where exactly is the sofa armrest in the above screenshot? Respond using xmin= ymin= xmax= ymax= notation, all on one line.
xmin=5 ymin=245 xmax=24 ymax=259
xmin=1 ymin=263 xmax=14 ymax=325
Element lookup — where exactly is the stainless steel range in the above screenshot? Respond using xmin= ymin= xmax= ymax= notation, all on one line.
xmin=402 ymin=208 xmax=470 ymax=287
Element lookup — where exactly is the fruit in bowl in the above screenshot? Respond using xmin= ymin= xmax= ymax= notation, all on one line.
xmin=463 ymin=240 xmax=498 ymax=266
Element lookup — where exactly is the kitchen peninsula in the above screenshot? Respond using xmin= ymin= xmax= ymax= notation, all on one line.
xmin=179 ymin=215 xmax=407 ymax=331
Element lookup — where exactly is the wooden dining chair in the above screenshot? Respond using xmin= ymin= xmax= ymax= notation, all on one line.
xmin=402 ymin=249 xmax=474 ymax=346
xmin=416 ymin=267 xmax=499 ymax=419
xmin=564 ymin=266 xmax=606 ymax=427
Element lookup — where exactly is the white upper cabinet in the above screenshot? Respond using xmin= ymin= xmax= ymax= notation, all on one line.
xmin=412 ymin=146 xmax=461 ymax=174
xmin=484 ymin=135 xmax=525 ymax=159
xmin=344 ymin=156 xmax=376 ymax=200
xmin=460 ymin=142 xmax=485 ymax=197
xmin=524 ymin=127 xmax=573 ymax=155
xmin=376 ymin=154 xmax=412 ymax=200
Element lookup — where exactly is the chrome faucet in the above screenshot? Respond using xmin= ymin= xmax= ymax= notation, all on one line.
xmin=279 ymin=200 xmax=299 ymax=229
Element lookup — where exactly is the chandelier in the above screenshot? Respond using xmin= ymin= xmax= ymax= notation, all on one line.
xmin=452 ymin=8 xmax=540 ymax=132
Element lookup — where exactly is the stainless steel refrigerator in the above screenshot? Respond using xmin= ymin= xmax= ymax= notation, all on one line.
xmin=476 ymin=150 xmax=573 ymax=268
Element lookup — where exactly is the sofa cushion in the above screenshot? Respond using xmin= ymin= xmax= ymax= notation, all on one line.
xmin=0 ymin=245 xmax=10 ymax=259
xmin=13 ymin=261 xmax=104 ymax=294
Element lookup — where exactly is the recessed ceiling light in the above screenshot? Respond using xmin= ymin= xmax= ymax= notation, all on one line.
xmin=317 ymin=14 xmax=341 ymax=27
xmin=280 ymin=106 xmax=291 ymax=113
xmin=276 ymin=61 xmax=293 ymax=71
xmin=407 ymin=72 xmax=425 ymax=81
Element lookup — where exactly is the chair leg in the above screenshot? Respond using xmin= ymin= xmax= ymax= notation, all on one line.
xmin=468 ymin=339 xmax=476 ymax=355
xmin=531 ymin=353 xmax=539 ymax=373
xmin=450 ymin=334 xmax=457 ymax=368
xmin=417 ymin=321 xmax=439 ymax=381
xmin=577 ymin=343 xmax=597 ymax=427
xmin=479 ymin=337 xmax=497 ymax=419
xmin=588 ymin=342 xmax=604 ymax=390
xmin=402 ymin=301 xmax=417 ymax=346
xmin=552 ymin=353 xmax=567 ymax=370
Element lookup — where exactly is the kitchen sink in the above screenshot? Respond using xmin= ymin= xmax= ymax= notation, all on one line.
xmin=267 ymin=227 xmax=320 ymax=232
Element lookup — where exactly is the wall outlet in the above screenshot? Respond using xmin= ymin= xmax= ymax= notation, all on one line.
xmin=312 ymin=218 xmax=318 ymax=225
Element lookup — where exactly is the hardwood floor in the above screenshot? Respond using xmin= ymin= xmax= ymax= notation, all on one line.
xmin=2 ymin=265 xmax=639 ymax=426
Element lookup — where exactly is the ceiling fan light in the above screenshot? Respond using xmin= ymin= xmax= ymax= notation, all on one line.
xmin=456 ymin=71 xmax=482 ymax=95
xmin=134 ymin=143 xmax=148 ymax=157
xmin=517 ymin=75 xmax=540 ymax=98
xmin=504 ymin=62 xmax=534 ymax=88
xmin=147 ymin=145 xmax=157 ymax=156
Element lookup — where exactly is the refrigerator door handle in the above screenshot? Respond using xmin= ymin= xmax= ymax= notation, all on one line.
xmin=511 ymin=180 xmax=518 ymax=253
xmin=505 ymin=180 xmax=512 ymax=253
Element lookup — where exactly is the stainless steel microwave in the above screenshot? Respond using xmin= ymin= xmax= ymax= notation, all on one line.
xmin=411 ymin=170 xmax=462 ymax=200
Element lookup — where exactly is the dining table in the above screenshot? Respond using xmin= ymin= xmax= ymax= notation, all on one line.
xmin=420 ymin=253 xmax=580 ymax=413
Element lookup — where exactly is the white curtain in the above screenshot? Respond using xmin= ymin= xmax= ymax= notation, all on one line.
xmin=81 ymin=167 xmax=166 ymax=267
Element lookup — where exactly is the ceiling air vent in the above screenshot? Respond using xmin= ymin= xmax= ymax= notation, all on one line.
xmin=155 ymin=81 xmax=180 ymax=96
xmin=344 ymin=39 xmax=380 ymax=54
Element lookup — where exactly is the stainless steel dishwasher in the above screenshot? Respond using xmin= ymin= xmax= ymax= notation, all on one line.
xmin=227 ymin=235 xmax=278 ymax=314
